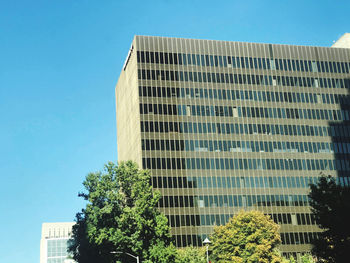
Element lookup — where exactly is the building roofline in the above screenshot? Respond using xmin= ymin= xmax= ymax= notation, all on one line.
xmin=133 ymin=34 xmax=350 ymax=50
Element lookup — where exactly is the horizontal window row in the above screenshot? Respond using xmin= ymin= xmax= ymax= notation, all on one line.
xmin=166 ymin=213 xmax=316 ymax=227
xmin=271 ymin=213 xmax=316 ymax=226
xmin=140 ymin=103 xmax=350 ymax=121
xmin=240 ymin=106 xmax=349 ymax=121
xmin=142 ymin=138 xmax=350 ymax=155
xmin=159 ymin=194 xmax=309 ymax=208
xmin=137 ymin=51 xmax=350 ymax=74
xmin=281 ymin=232 xmax=319 ymax=245
xmin=139 ymin=86 xmax=350 ymax=106
xmin=171 ymin=231 xmax=319 ymax=247
xmin=167 ymin=214 xmax=200 ymax=227
xmin=152 ymin=175 xmax=316 ymax=189
xmin=151 ymin=175 xmax=350 ymax=189
xmin=141 ymin=121 xmax=350 ymax=138
xmin=173 ymin=234 xmax=202 ymax=247
xmin=143 ymin=157 xmax=349 ymax=171
xmin=138 ymin=69 xmax=350 ymax=89
xmin=170 ymin=230 xmax=319 ymax=247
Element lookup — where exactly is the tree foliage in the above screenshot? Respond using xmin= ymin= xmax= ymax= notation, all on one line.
xmin=175 ymin=246 xmax=206 ymax=263
xmin=209 ymin=210 xmax=284 ymax=263
xmin=301 ymin=254 xmax=315 ymax=263
xmin=68 ymin=161 xmax=174 ymax=263
xmin=68 ymin=212 xmax=110 ymax=263
xmin=287 ymin=254 xmax=315 ymax=263
xmin=308 ymin=175 xmax=350 ymax=263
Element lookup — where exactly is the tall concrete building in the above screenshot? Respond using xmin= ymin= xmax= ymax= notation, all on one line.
xmin=115 ymin=34 xmax=350 ymax=256
xmin=332 ymin=33 xmax=350 ymax=48
xmin=40 ymin=222 xmax=75 ymax=263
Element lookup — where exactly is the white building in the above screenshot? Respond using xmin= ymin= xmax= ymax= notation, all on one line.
xmin=40 ymin=222 xmax=76 ymax=263
xmin=332 ymin=33 xmax=350 ymax=48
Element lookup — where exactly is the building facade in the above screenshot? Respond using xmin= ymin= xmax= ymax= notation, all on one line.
xmin=40 ymin=222 xmax=75 ymax=263
xmin=332 ymin=33 xmax=350 ymax=48
xmin=115 ymin=35 xmax=350 ymax=256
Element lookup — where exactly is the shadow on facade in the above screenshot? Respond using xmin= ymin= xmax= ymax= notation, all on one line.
xmin=329 ymin=78 xmax=350 ymax=184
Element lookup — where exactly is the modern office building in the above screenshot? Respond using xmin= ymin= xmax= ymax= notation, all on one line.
xmin=332 ymin=33 xmax=350 ymax=48
xmin=115 ymin=34 xmax=350 ymax=256
xmin=40 ymin=222 xmax=75 ymax=263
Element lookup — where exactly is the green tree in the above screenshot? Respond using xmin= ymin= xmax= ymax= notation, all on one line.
xmin=288 ymin=256 xmax=296 ymax=263
xmin=286 ymin=254 xmax=315 ymax=263
xmin=300 ymin=254 xmax=315 ymax=263
xmin=68 ymin=212 xmax=112 ymax=263
xmin=175 ymin=246 xmax=206 ymax=263
xmin=68 ymin=161 xmax=175 ymax=263
xmin=209 ymin=210 xmax=284 ymax=263
xmin=308 ymin=175 xmax=350 ymax=263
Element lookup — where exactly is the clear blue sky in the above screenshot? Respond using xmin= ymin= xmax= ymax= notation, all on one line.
xmin=0 ymin=0 xmax=349 ymax=262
